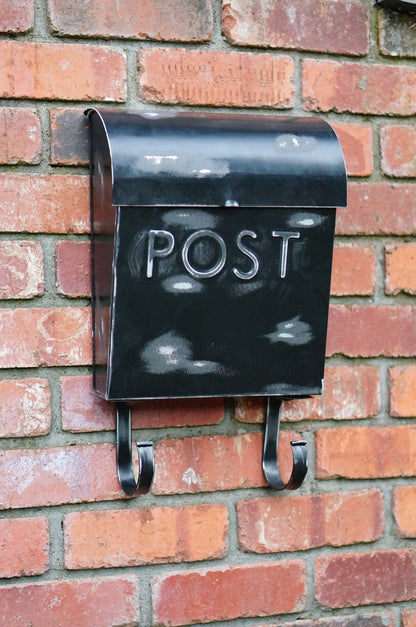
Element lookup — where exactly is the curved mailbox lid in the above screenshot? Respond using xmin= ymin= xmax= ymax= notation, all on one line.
xmin=87 ymin=108 xmax=347 ymax=209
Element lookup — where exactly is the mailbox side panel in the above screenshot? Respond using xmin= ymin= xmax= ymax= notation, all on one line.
xmin=89 ymin=113 xmax=116 ymax=398
xmin=106 ymin=206 xmax=335 ymax=401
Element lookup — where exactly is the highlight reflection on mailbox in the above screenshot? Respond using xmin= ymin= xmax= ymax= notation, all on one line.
xmin=87 ymin=109 xmax=347 ymax=496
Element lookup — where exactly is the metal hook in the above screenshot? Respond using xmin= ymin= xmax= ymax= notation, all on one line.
xmin=116 ymin=403 xmax=155 ymax=496
xmin=262 ymin=396 xmax=308 ymax=490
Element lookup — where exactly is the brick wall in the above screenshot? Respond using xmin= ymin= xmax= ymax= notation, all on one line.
xmin=0 ymin=1 xmax=415 ymax=625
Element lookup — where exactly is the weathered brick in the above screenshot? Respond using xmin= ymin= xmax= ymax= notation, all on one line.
xmin=50 ymin=108 xmax=88 ymax=166
xmin=234 ymin=397 xmax=266 ymax=424
xmin=0 ymin=378 xmax=51 ymax=438
xmin=332 ymin=122 xmax=373 ymax=177
xmin=56 ymin=241 xmax=91 ymax=297
xmin=0 ymin=0 xmax=33 ymax=32
xmin=0 ymin=576 xmax=139 ymax=626
xmin=258 ymin=611 xmax=394 ymax=627
xmin=316 ymin=425 xmax=416 ymax=480
xmin=0 ymin=174 xmax=89 ymax=233
xmin=316 ymin=549 xmax=416 ymax=608
xmin=393 ymin=485 xmax=416 ymax=538
xmin=381 ymin=125 xmax=416 ymax=177
xmin=0 ymin=517 xmax=49 ymax=578
xmin=303 ymin=59 xmax=416 ymax=115
xmin=61 ymin=374 xmax=225 ymax=432
xmin=49 ymin=0 xmax=213 ymax=41
xmin=153 ymin=431 xmax=301 ymax=495
xmin=0 ymin=241 xmax=44 ymax=299
xmin=403 ymin=609 xmax=416 ymax=627
xmin=379 ymin=10 xmax=416 ymax=58
xmin=152 ymin=561 xmax=306 ymax=625
xmin=237 ymin=489 xmax=384 ymax=554
xmin=223 ymin=0 xmax=369 ymax=56
xmin=390 ymin=365 xmax=416 ymax=417
xmin=336 ymin=182 xmax=416 ymax=236
xmin=327 ymin=305 xmax=416 ymax=357
xmin=139 ymin=48 xmax=295 ymax=108
xmin=331 ymin=244 xmax=376 ymax=295
xmin=385 ymin=242 xmax=416 ymax=295
xmin=61 ymin=375 xmax=114 ymax=432
xmin=0 ymin=444 xmax=122 ymax=510
xmin=235 ymin=366 xmax=380 ymax=424
xmin=0 ymin=41 xmax=126 ymax=102
xmin=64 ymin=503 xmax=228 ymax=569
xmin=0 ymin=107 xmax=41 ymax=164
xmin=0 ymin=307 xmax=91 ymax=368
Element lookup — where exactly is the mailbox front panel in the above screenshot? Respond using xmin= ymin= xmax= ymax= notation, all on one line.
xmin=102 ymin=205 xmax=335 ymax=400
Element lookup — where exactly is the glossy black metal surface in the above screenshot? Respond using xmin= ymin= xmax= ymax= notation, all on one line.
xmin=88 ymin=108 xmax=347 ymax=209
xmin=87 ymin=108 xmax=347 ymax=495
xmin=105 ymin=205 xmax=335 ymax=401
xmin=263 ymin=397 xmax=308 ymax=490
xmin=116 ymin=404 xmax=154 ymax=495
xmin=376 ymin=0 xmax=416 ymax=12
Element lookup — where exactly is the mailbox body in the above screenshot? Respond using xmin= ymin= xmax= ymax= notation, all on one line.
xmin=88 ymin=110 xmax=346 ymax=402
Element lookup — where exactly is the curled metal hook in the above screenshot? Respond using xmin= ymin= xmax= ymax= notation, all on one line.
xmin=262 ymin=396 xmax=308 ymax=490
xmin=116 ymin=403 xmax=154 ymax=496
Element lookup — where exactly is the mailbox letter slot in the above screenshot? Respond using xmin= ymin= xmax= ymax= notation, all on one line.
xmin=87 ymin=109 xmax=347 ymax=496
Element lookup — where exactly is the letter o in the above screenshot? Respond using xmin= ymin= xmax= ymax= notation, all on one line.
xmin=182 ymin=229 xmax=227 ymax=279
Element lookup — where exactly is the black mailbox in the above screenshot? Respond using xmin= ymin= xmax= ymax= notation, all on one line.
xmin=87 ymin=109 xmax=347 ymax=495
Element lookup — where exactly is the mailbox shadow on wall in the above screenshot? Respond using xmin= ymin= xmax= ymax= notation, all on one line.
xmin=86 ymin=109 xmax=347 ymax=496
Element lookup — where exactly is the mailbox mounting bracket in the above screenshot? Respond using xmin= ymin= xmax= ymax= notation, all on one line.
xmin=263 ymin=397 xmax=308 ymax=490
xmin=116 ymin=403 xmax=154 ymax=496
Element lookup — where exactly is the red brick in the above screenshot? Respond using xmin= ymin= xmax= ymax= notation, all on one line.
xmin=223 ymin=0 xmax=369 ymax=56
xmin=152 ymin=561 xmax=306 ymax=624
xmin=61 ymin=374 xmax=225 ymax=432
xmin=381 ymin=125 xmax=416 ymax=177
xmin=0 ymin=241 xmax=44 ymax=299
xmin=385 ymin=242 xmax=416 ymax=295
xmin=153 ymin=431 xmax=302 ymax=494
xmin=234 ymin=396 xmax=266 ymax=424
xmin=56 ymin=241 xmax=91 ymax=297
xmin=327 ymin=305 xmax=416 ymax=357
xmin=49 ymin=0 xmax=213 ymax=41
xmin=336 ymin=182 xmax=416 ymax=236
xmin=316 ymin=549 xmax=416 ymax=607
xmin=0 ymin=0 xmax=33 ymax=32
xmin=139 ymin=48 xmax=295 ymax=108
xmin=390 ymin=365 xmax=416 ymax=417
xmin=403 ymin=609 xmax=416 ymax=627
xmin=393 ymin=485 xmax=416 ymax=538
xmin=61 ymin=375 xmax=114 ymax=431
xmin=0 ymin=444 xmax=123 ymax=510
xmin=237 ymin=489 xmax=384 ymax=554
xmin=257 ymin=611 xmax=394 ymax=627
xmin=331 ymin=244 xmax=376 ymax=295
xmin=50 ymin=108 xmax=89 ymax=166
xmin=0 ymin=41 xmax=126 ymax=102
xmin=379 ymin=11 xmax=416 ymax=58
xmin=303 ymin=59 xmax=416 ymax=115
xmin=0 ymin=576 xmax=139 ymax=626
xmin=0 ymin=517 xmax=49 ymax=578
xmin=332 ymin=122 xmax=373 ymax=177
xmin=0 ymin=307 xmax=91 ymax=368
xmin=316 ymin=425 xmax=416 ymax=479
xmin=0 ymin=107 xmax=41 ymax=164
xmin=0 ymin=174 xmax=89 ymax=233
xmin=235 ymin=366 xmax=380 ymax=424
xmin=64 ymin=503 xmax=227 ymax=569
xmin=0 ymin=378 xmax=51 ymax=438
